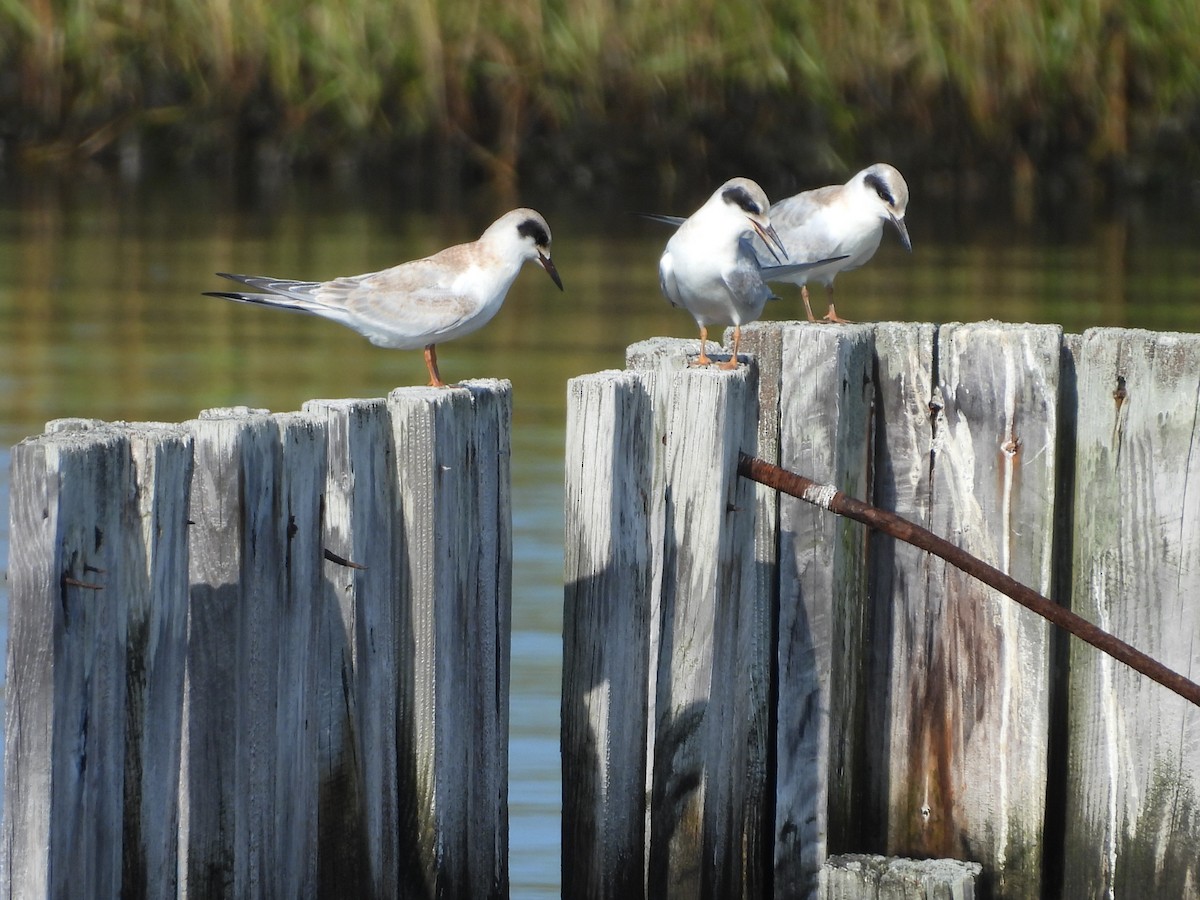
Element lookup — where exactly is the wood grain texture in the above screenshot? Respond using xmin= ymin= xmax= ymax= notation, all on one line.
xmin=623 ymin=340 xmax=766 ymax=899
xmin=123 ymin=425 xmax=194 ymax=898
xmin=270 ymin=413 xmax=329 ymax=898
xmin=562 ymin=370 xmax=655 ymax=899
xmin=2 ymin=427 xmax=133 ymax=898
xmin=303 ymin=396 xmax=400 ymax=896
xmin=864 ymin=322 xmax=938 ymax=852
xmin=1064 ymin=328 xmax=1200 ymax=898
xmin=773 ymin=323 xmax=876 ymax=898
xmin=726 ymin=325 xmax=785 ymax=877
xmin=625 ymin=337 xmax=689 ymax=878
xmin=818 ymin=853 xmax=981 ymax=899
xmin=180 ymin=409 xmax=284 ymax=898
xmin=871 ymin=322 xmax=1061 ymax=896
xmin=389 ymin=379 xmax=512 ymax=899
xmin=4 ymin=386 xmax=515 ymax=900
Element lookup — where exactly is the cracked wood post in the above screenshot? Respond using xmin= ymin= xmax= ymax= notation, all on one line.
xmin=562 ymin=371 xmax=655 ymax=899
xmin=3 ymin=383 xmax=514 ymax=899
xmin=181 ymin=407 xmax=331 ymax=898
xmin=1 ymin=421 xmax=192 ymax=898
xmin=1064 ymin=328 xmax=1200 ymax=896
xmin=867 ymin=322 xmax=1060 ymax=896
xmin=389 ymin=381 xmax=513 ymax=899
xmin=562 ymin=338 xmax=766 ymax=898
xmin=635 ymin=338 xmax=765 ymax=897
xmin=760 ymin=322 xmax=876 ymax=897
xmin=303 ymin=396 xmax=401 ymax=897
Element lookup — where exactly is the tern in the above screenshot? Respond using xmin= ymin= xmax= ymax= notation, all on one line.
xmin=757 ymin=163 xmax=911 ymax=323
xmin=650 ymin=177 xmax=846 ymax=368
xmin=203 ymin=208 xmax=563 ymax=387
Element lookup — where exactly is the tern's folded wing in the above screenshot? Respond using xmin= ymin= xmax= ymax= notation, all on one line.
xmin=658 ymin=251 xmax=683 ymax=309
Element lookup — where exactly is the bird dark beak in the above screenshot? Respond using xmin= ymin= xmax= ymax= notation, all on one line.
xmin=891 ymin=215 xmax=912 ymax=253
xmin=754 ymin=220 xmax=789 ymax=263
xmin=539 ymin=252 xmax=564 ymax=291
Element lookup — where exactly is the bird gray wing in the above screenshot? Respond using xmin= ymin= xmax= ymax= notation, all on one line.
xmin=318 ymin=262 xmax=478 ymax=340
xmin=755 ymin=186 xmax=845 ymax=265
xmin=759 ymin=255 xmax=850 ymax=283
xmin=768 ymin=187 xmax=838 ymax=230
xmin=722 ymin=264 xmax=774 ymax=304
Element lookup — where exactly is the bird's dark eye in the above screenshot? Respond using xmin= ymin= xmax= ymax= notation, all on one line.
xmin=722 ymin=185 xmax=761 ymax=216
xmin=517 ymin=219 xmax=550 ymax=247
xmin=864 ymin=173 xmax=896 ymax=207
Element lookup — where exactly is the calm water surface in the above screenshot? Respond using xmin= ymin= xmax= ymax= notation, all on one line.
xmin=1 ymin=177 xmax=1198 ymax=895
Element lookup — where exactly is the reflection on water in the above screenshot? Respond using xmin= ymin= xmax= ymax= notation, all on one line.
xmin=0 ymin=177 xmax=1198 ymax=895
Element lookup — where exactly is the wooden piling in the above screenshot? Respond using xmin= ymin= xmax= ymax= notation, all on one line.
xmin=769 ymin=323 xmax=876 ymax=897
xmin=123 ymin=424 xmax=195 ymax=898
xmin=567 ymin=322 xmax=1188 ymax=898
xmin=640 ymin=343 xmax=762 ymax=899
xmin=562 ymin=339 xmax=768 ymax=898
xmin=303 ymin=396 xmax=401 ymax=897
xmin=4 ymin=426 xmax=129 ymax=896
xmin=1064 ymin=328 xmax=1200 ymax=896
xmin=562 ymin=371 xmax=655 ymax=899
xmin=868 ymin=322 xmax=1061 ymax=896
xmin=390 ymin=382 xmax=513 ymax=899
xmin=2 ymin=384 xmax=513 ymax=900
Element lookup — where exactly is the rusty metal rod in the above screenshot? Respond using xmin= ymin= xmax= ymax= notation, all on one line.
xmin=738 ymin=452 xmax=1200 ymax=709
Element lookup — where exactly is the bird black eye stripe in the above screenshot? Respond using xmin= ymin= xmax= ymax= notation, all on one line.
xmin=721 ymin=186 xmax=761 ymax=216
xmin=517 ymin=219 xmax=550 ymax=247
xmin=864 ymin=173 xmax=896 ymax=207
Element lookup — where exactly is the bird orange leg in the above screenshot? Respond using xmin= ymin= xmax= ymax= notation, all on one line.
xmin=823 ymin=287 xmax=853 ymax=324
xmin=424 ymin=344 xmax=447 ymax=387
xmin=801 ymin=285 xmax=818 ymax=323
xmin=719 ymin=325 xmax=741 ymax=370
xmin=692 ymin=326 xmax=713 ymax=366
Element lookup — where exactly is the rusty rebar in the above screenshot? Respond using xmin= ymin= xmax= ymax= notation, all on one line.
xmin=738 ymin=452 xmax=1200 ymax=709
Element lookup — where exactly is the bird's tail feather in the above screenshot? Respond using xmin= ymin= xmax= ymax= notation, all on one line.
xmin=202 ymin=291 xmax=324 ymax=317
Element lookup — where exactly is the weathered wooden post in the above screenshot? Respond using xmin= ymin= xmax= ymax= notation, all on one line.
xmin=562 ymin=371 xmax=655 ymax=898
xmin=303 ymin=396 xmax=402 ymax=896
xmin=1064 ymin=328 xmax=1200 ymax=896
xmin=180 ymin=407 xmax=332 ymax=897
xmin=562 ymin=338 xmax=767 ymax=898
xmin=1 ymin=421 xmax=193 ymax=897
xmin=390 ymin=382 xmax=513 ymax=899
xmin=122 ymin=424 xmax=195 ymax=897
xmin=2 ymin=382 xmax=514 ymax=899
xmin=750 ymin=322 xmax=876 ymax=897
xmin=864 ymin=322 xmax=1062 ymax=896
xmin=563 ymin=321 xmax=1199 ymax=898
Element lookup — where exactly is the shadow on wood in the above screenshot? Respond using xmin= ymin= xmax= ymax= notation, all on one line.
xmin=563 ymin=323 xmax=1200 ymax=899
xmin=1 ymin=382 xmax=513 ymax=900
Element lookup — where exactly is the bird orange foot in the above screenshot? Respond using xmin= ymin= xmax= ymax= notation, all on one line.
xmin=822 ymin=304 xmax=854 ymax=325
xmin=719 ymin=326 xmax=742 ymax=369
xmin=690 ymin=328 xmax=714 ymax=366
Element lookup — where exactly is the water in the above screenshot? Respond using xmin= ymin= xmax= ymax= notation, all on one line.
xmin=1 ymin=176 xmax=1199 ymax=895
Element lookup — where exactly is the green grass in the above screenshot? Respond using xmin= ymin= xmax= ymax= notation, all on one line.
xmin=3 ymin=0 xmax=1199 ymax=193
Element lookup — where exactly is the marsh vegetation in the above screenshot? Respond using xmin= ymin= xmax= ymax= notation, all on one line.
xmin=3 ymin=0 xmax=1199 ymax=207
